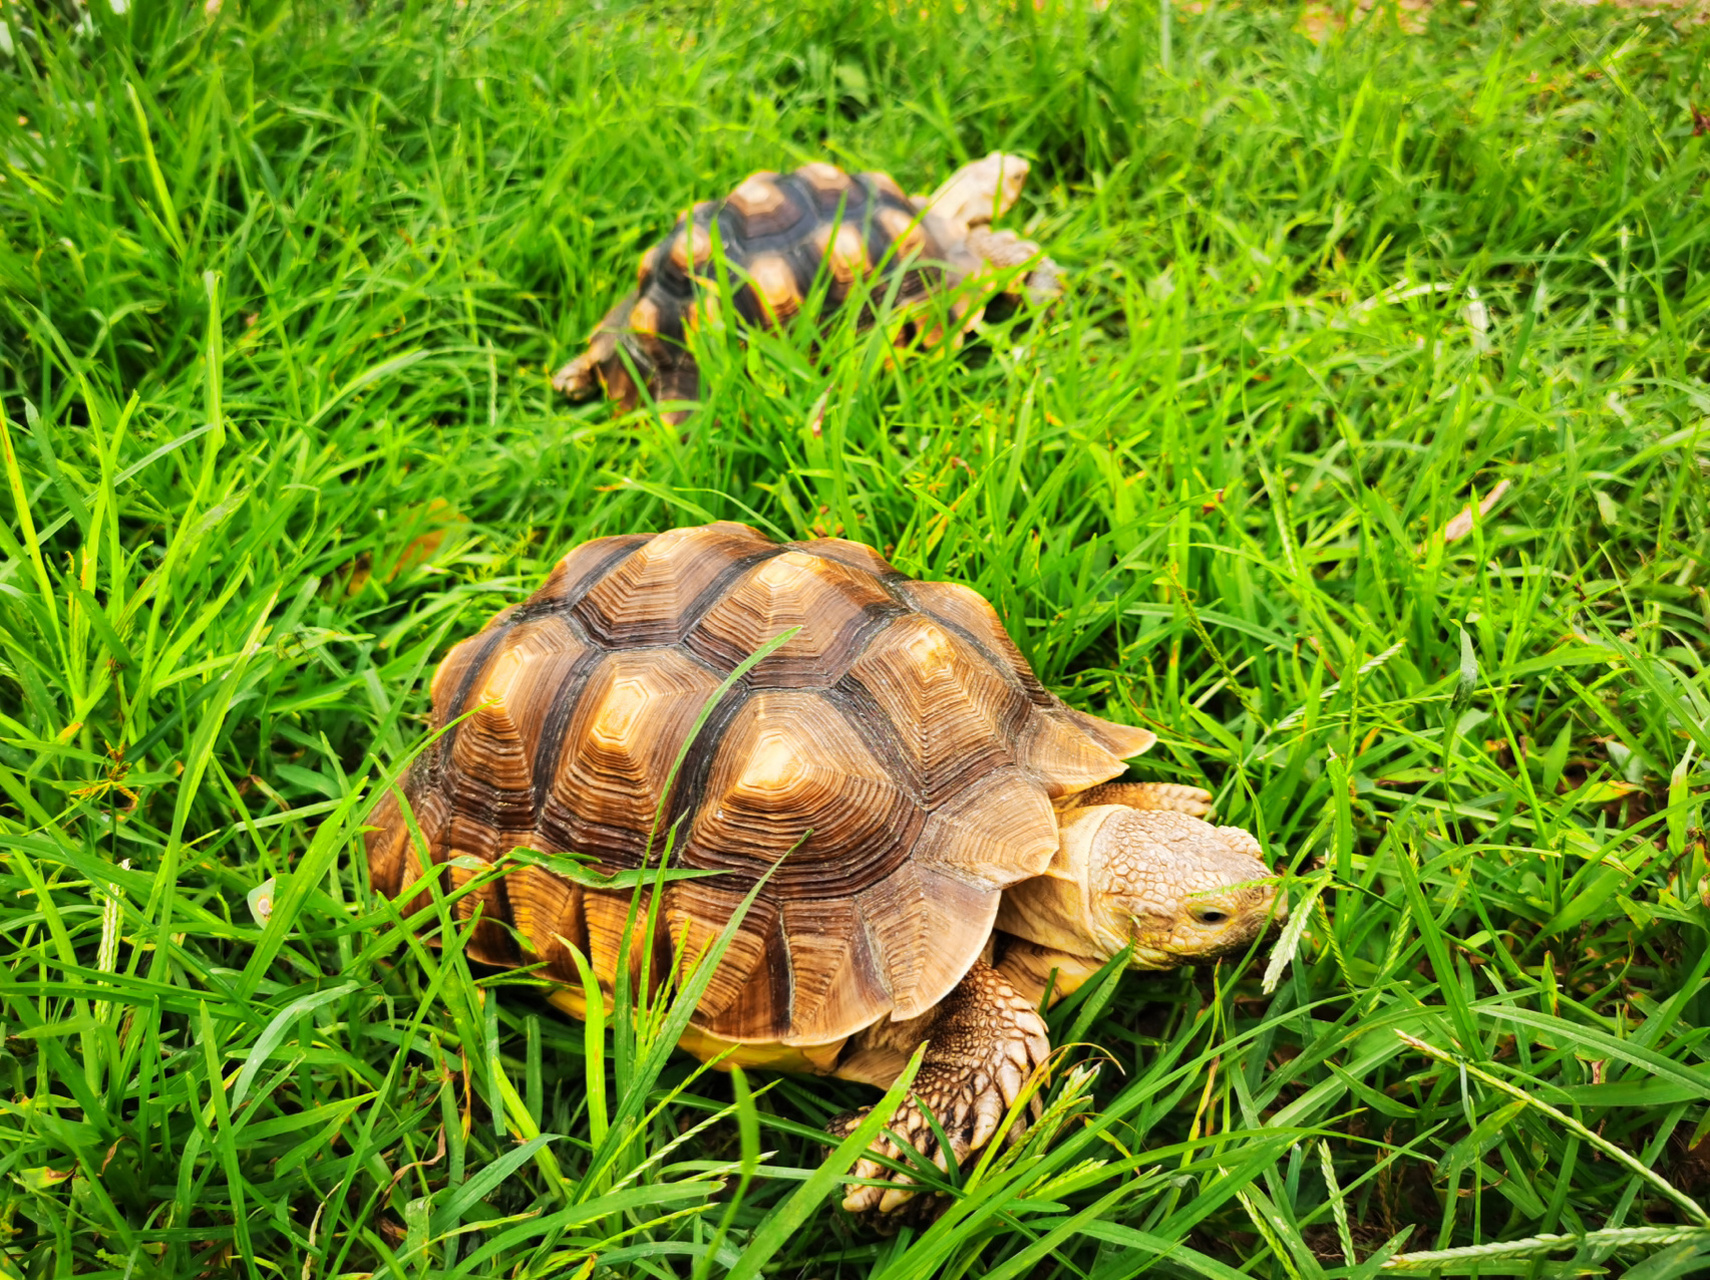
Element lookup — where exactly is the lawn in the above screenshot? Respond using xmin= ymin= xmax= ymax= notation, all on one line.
xmin=3 ymin=0 xmax=1710 ymax=1274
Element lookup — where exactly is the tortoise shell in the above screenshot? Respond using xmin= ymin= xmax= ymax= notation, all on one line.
xmin=367 ymin=523 xmax=1155 ymax=1047
xmin=564 ymin=163 xmax=979 ymax=410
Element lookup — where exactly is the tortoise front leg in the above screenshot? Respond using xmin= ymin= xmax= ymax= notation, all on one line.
xmin=552 ymin=292 xmax=640 ymax=401
xmin=1074 ymin=780 xmax=1214 ymax=816
xmin=827 ymin=960 xmax=1051 ymax=1221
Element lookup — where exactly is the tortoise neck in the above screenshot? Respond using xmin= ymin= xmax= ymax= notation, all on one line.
xmin=992 ymin=804 xmax=1115 ymax=959
xmin=993 ymin=935 xmax=1108 ymax=1008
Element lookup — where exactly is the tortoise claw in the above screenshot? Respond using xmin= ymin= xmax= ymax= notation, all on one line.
xmin=825 ymin=962 xmax=1052 ymax=1231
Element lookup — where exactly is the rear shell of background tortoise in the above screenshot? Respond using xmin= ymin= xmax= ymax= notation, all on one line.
xmin=366 ymin=523 xmax=1153 ymax=1049
xmin=576 ymin=164 xmax=978 ymax=410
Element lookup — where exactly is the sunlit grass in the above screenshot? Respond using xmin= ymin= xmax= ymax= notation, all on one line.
xmin=1 ymin=0 xmax=1708 ymax=1275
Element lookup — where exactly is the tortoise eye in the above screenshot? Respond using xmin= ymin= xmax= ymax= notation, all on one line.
xmin=1194 ymin=908 xmax=1228 ymax=925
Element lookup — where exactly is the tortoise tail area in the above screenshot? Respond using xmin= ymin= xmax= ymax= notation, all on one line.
xmin=365 ymin=708 xmax=787 ymax=1044
xmin=368 ymin=767 xmax=657 ymax=1000
xmin=364 ymin=527 xmax=803 ymax=1033
xmin=363 ymin=532 xmax=671 ymax=999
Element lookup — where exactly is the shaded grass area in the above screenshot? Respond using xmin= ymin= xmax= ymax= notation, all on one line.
xmin=2 ymin=0 xmax=1710 ymax=1274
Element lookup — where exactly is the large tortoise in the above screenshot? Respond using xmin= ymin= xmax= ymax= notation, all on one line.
xmin=551 ymin=153 xmax=1059 ymax=419
xmin=367 ymin=522 xmax=1278 ymax=1218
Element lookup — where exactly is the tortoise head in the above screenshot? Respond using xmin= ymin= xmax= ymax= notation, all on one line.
xmin=997 ymin=805 xmax=1281 ymax=971
xmin=1080 ymin=807 xmax=1281 ymax=969
xmin=922 ymin=152 xmax=1032 ymax=235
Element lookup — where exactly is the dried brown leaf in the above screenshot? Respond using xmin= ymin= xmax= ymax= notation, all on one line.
xmin=1437 ymin=478 xmax=1511 ymax=546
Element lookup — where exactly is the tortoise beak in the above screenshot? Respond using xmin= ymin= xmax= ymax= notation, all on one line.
xmin=1125 ymin=876 xmax=1284 ymax=968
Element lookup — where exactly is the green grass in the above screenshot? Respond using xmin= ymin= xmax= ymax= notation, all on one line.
xmin=3 ymin=0 xmax=1710 ymax=1273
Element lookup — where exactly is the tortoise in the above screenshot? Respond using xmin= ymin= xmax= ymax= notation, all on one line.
xmin=551 ymin=153 xmax=1060 ymax=420
xmin=367 ymin=522 xmax=1279 ymax=1219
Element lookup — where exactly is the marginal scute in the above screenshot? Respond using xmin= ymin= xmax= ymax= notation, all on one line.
xmin=445 ymin=851 xmax=518 ymax=964
xmin=573 ymin=522 xmax=779 ymax=646
xmin=857 ymin=861 xmax=998 ymax=1021
xmin=687 ymin=550 xmax=893 ymax=685
xmin=1061 ymin=705 xmax=1157 ymax=760
xmin=582 ymin=890 xmax=654 ymax=998
xmin=661 ymin=880 xmax=784 ymax=1038
xmin=508 ymin=863 xmax=587 ymax=980
xmin=685 ymin=293 xmax=721 ymax=333
xmin=747 ymin=253 xmax=801 ymax=320
xmin=401 ymin=789 xmax=451 ymax=885
xmin=1015 ymin=707 xmax=1131 ymax=798
xmin=912 ymin=765 xmax=1058 ymax=890
xmin=878 ymin=205 xmax=927 ymax=259
xmin=598 ymin=353 xmax=637 ymax=408
xmin=778 ymin=895 xmax=891 ymax=1045
xmin=814 ymin=221 xmax=868 ymax=286
xmin=365 ymin=789 xmax=410 ymax=897
xmin=374 ymin=787 xmax=454 ymax=927
xmin=442 ymin=808 xmax=505 ymax=865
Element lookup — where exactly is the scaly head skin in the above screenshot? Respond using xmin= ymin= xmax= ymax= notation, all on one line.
xmin=921 ymin=152 xmax=1032 ymax=237
xmin=995 ymin=805 xmax=1279 ymax=971
xmin=1082 ymin=807 xmax=1278 ymax=967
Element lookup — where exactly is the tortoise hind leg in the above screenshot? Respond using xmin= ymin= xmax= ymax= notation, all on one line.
xmin=650 ymin=359 xmax=702 ymax=428
xmin=826 ymin=960 xmax=1050 ymax=1224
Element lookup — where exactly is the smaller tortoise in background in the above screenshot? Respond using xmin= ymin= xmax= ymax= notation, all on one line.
xmin=367 ymin=523 xmax=1279 ymax=1222
xmin=552 ymin=154 xmax=1059 ymax=418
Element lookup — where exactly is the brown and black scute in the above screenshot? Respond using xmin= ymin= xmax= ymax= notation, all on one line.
xmin=647 ymin=164 xmax=954 ymax=330
xmin=581 ymin=165 xmax=971 ymax=409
